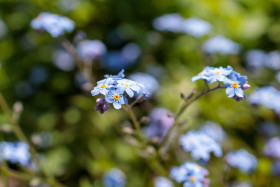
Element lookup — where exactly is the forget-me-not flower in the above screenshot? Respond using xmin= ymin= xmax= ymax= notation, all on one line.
xmin=76 ymin=40 xmax=107 ymax=62
xmin=263 ymin=137 xmax=280 ymax=159
xmin=105 ymin=87 xmax=127 ymax=109
xmin=170 ymin=162 xmax=210 ymax=187
xmin=31 ymin=12 xmax=75 ymax=37
xmin=155 ymin=177 xmax=174 ymax=187
xmin=103 ymin=168 xmax=126 ymax=187
xmin=129 ymin=73 xmax=159 ymax=97
xmin=153 ymin=14 xmax=184 ymax=32
xmin=225 ymin=149 xmax=258 ymax=173
xmin=224 ymin=71 xmax=247 ymax=98
xmin=117 ymin=79 xmax=143 ymax=98
xmin=181 ymin=17 xmax=212 ymax=38
xmin=199 ymin=121 xmax=226 ymax=144
xmin=180 ymin=130 xmax=222 ymax=161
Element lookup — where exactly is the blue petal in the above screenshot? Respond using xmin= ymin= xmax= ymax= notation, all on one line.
xmin=229 ymin=71 xmax=240 ymax=81
xmin=91 ymin=89 xmax=100 ymax=96
xmin=126 ymin=88 xmax=134 ymax=98
xmin=207 ymin=76 xmax=217 ymax=84
xmin=235 ymin=87 xmax=244 ymax=97
xmin=130 ymin=84 xmax=140 ymax=92
xmin=113 ymin=102 xmax=122 ymax=109
xmin=191 ymin=75 xmax=201 ymax=82
xmin=223 ymin=78 xmax=232 ymax=87
xmin=226 ymin=87 xmax=235 ymax=97
xmin=238 ymin=76 xmax=247 ymax=86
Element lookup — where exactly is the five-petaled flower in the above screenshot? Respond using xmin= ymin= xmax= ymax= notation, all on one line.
xmin=224 ymin=71 xmax=247 ymax=98
xmin=105 ymin=87 xmax=127 ymax=109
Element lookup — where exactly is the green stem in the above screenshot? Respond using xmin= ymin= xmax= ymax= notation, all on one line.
xmin=158 ymin=83 xmax=225 ymax=154
xmin=0 ymin=92 xmax=64 ymax=187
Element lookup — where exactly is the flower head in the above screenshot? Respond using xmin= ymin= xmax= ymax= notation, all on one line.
xmin=225 ymin=149 xmax=258 ymax=173
xmin=105 ymin=87 xmax=127 ymax=109
xmin=170 ymin=162 xmax=210 ymax=187
xmin=103 ymin=168 xmax=126 ymax=187
xmin=31 ymin=12 xmax=74 ymax=37
xmin=224 ymin=71 xmax=247 ymax=98
xmin=153 ymin=14 xmax=184 ymax=32
xmin=76 ymin=40 xmax=107 ymax=62
xmin=199 ymin=121 xmax=226 ymax=144
xmin=155 ymin=177 xmax=174 ymax=187
xmin=180 ymin=130 xmax=222 ymax=161
xmin=181 ymin=17 xmax=212 ymax=38
xmin=263 ymin=137 xmax=280 ymax=159
xmin=117 ymin=79 xmax=143 ymax=98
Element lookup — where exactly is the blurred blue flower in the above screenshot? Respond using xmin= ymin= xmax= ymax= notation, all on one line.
xmin=199 ymin=121 xmax=226 ymax=144
xmin=180 ymin=130 xmax=222 ymax=161
xmin=29 ymin=66 xmax=49 ymax=85
xmin=0 ymin=141 xmax=31 ymax=167
xmin=181 ymin=17 xmax=212 ymax=38
xmin=129 ymin=73 xmax=159 ymax=97
xmin=272 ymin=160 xmax=280 ymax=176
xmin=266 ymin=51 xmax=280 ymax=70
xmin=264 ymin=137 xmax=280 ymax=159
xmin=276 ymin=72 xmax=280 ymax=83
xmin=203 ymin=35 xmax=240 ymax=55
xmin=91 ymin=78 xmax=115 ymax=96
xmin=153 ymin=14 xmax=184 ymax=32
xmin=76 ymin=40 xmax=107 ymax=62
xmin=225 ymin=149 xmax=258 ymax=173
xmin=0 ymin=19 xmax=7 ymax=38
xmin=245 ymin=49 xmax=267 ymax=68
xmin=31 ymin=12 xmax=74 ymax=38
xmin=224 ymin=71 xmax=247 ymax=98
xmin=258 ymin=122 xmax=279 ymax=138
xmin=170 ymin=162 xmax=210 ymax=187
xmin=144 ymin=108 xmax=174 ymax=143
xmin=248 ymin=86 xmax=280 ymax=115
xmin=155 ymin=177 xmax=174 ymax=187
xmin=53 ymin=50 xmax=75 ymax=71
xmin=103 ymin=168 xmax=126 ymax=187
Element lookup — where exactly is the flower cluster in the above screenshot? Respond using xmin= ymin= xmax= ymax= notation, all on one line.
xmin=170 ymin=162 xmax=210 ymax=186
xmin=192 ymin=66 xmax=249 ymax=101
xmin=91 ymin=70 xmax=144 ymax=110
xmin=153 ymin=14 xmax=212 ymax=38
xmin=248 ymin=86 xmax=280 ymax=115
xmin=31 ymin=12 xmax=75 ymax=38
xmin=0 ymin=141 xmax=31 ymax=167
xmin=199 ymin=121 xmax=226 ymax=144
xmin=179 ymin=130 xmax=222 ymax=161
xmin=246 ymin=49 xmax=280 ymax=70
xmin=225 ymin=149 xmax=258 ymax=173
xmin=203 ymin=35 xmax=240 ymax=55
xmin=103 ymin=168 xmax=126 ymax=187
xmin=76 ymin=40 xmax=107 ymax=62
xmin=263 ymin=137 xmax=280 ymax=159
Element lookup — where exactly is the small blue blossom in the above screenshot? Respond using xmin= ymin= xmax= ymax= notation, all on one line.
xmin=144 ymin=108 xmax=174 ymax=143
xmin=31 ymin=12 xmax=74 ymax=38
xmin=91 ymin=78 xmax=115 ymax=96
xmin=117 ymin=79 xmax=143 ymax=98
xmin=266 ymin=51 xmax=280 ymax=70
xmin=105 ymin=87 xmax=127 ymax=109
xmin=199 ymin=121 xmax=226 ymax=144
xmin=76 ymin=40 xmax=107 ymax=62
xmin=224 ymin=71 xmax=247 ymax=98
xmin=191 ymin=66 xmax=212 ymax=82
xmin=225 ymin=149 xmax=258 ymax=173
xmin=245 ymin=49 xmax=267 ymax=68
xmin=272 ymin=160 xmax=280 ymax=176
xmin=203 ymin=35 xmax=240 ymax=55
xmin=153 ymin=14 xmax=184 ymax=32
xmin=276 ymin=72 xmax=280 ymax=83
xmin=155 ymin=177 xmax=174 ymax=187
xmin=103 ymin=168 xmax=126 ymax=187
xmin=180 ymin=130 xmax=222 ymax=161
xmin=53 ymin=50 xmax=75 ymax=71
xmin=181 ymin=17 xmax=212 ymax=38
xmin=263 ymin=137 xmax=280 ymax=159
xmin=170 ymin=162 xmax=210 ymax=187
xmin=0 ymin=141 xmax=31 ymax=167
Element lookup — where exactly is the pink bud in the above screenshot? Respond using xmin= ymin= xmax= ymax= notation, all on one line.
xmin=242 ymin=84 xmax=251 ymax=90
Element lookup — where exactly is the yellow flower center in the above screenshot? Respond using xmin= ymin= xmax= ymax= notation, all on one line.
xmin=101 ymin=84 xmax=106 ymax=88
xmin=190 ymin=176 xmax=196 ymax=183
xmin=216 ymin=71 xmax=221 ymax=75
xmin=125 ymin=83 xmax=130 ymax=87
xmin=114 ymin=94 xmax=120 ymax=100
xmin=232 ymin=82 xmax=238 ymax=88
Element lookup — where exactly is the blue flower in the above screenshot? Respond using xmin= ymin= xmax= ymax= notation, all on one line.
xmin=203 ymin=35 xmax=240 ymax=55
xmin=191 ymin=66 xmax=212 ymax=82
xmin=31 ymin=12 xmax=74 ymax=38
xmin=245 ymin=49 xmax=267 ymax=68
xmin=181 ymin=17 xmax=212 ymax=38
xmin=117 ymin=79 xmax=143 ymax=98
xmin=76 ymin=40 xmax=107 ymax=62
xmin=206 ymin=66 xmax=233 ymax=84
xmin=263 ymin=137 xmax=280 ymax=159
xmin=199 ymin=121 xmax=226 ymax=144
xmin=225 ymin=149 xmax=258 ymax=173
xmin=153 ymin=14 xmax=184 ymax=32
xmin=105 ymin=87 xmax=127 ymax=109
xmin=179 ymin=130 xmax=222 ymax=161
xmin=103 ymin=168 xmax=126 ymax=187
xmin=170 ymin=162 xmax=210 ymax=187
xmin=155 ymin=177 xmax=174 ymax=187
xmin=0 ymin=141 xmax=31 ymax=167
xmin=224 ymin=71 xmax=247 ymax=98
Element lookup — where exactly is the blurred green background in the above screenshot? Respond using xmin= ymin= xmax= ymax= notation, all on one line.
xmin=0 ymin=0 xmax=280 ymax=186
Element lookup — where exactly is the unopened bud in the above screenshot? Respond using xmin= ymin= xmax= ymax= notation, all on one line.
xmin=95 ymin=98 xmax=109 ymax=114
xmin=242 ymin=84 xmax=251 ymax=90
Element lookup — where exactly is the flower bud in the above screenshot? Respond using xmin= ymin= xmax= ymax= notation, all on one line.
xmin=95 ymin=98 xmax=109 ymax=114
xmin=241 ymin=84 xmax=251 ymax=90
